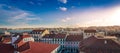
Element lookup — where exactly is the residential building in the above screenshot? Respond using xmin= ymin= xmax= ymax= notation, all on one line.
xmin=66 ymin=30 xmax=83 ymax=35
xmin=15 ymin=42 xmax=59 ymax=53
xmin=1 ymin=35 xmax=11 ymax=44
xmin=96 ymin=32 xmax=105 ymax=36
xmin=79 ymin=36 xmax=120 ymax=53
xmin=12 ymin=34 xmax=59 ymax=53
xmin=83 ymin=29 xmax=97 ymax=39
xmin=4 ymin=31 xmax=11 ymax=35
xmin=29 ymin=29 xmax=49 ymax=42
xmin=0 ymin=40 xmax=59 ymax=53
xmin=0 ymin=36 xmax=2 ymax=41
xmin=12 ymin=34 xmax=34 ymax=49
xmin=64 ymin=35 xmax=83 ymax=53
xmin=0 ymin=43 xmax=14 ymax=53
xmin=41 ymin=33 xmax=67 ymax=52
xmin=42 ymin=34 xmax=66 ymax=45
xmin=0 ymin=33 xmax=60 ymax=53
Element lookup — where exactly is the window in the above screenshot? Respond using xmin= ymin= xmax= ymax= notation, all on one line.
xmin=56 ymin=39 xmax=58 ymax=41
xmin=68 ymin=42 xmax=70 ymax=44
xmin=24 ymin=39 xmax=26 ymax=41
xmin=61 ymin=39 xmax=64 ymax=41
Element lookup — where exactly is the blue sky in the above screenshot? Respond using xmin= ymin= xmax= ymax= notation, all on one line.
xmin=0 ymin=0 xmax=120 ymax=28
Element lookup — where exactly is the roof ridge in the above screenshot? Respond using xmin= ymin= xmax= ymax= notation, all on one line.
xmin=20 ymin=42 xmax=31 ymax=52
xmin=86 ymin=38 xmax=98 ymax=47
xmin=112 ymin=39 xmax=120 ymax=45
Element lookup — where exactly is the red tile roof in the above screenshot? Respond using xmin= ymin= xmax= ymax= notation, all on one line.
xmin=0 ymin=43 xmax=14 ymax=53
xmin=17 ymin=42 xmax=30 ymax=52
xmin=14 ymin=37 xmax=26 ymax=48
xmin=80 ymin=36 xmax=120 ymax=52
xmin=14 ymin=37 xmax=22 ymax=44
xmin=54 ymin=34 xmax=66 ymax=39
xmin=0 ymin=42 xmax=59 ymax=53
xmin=21 ymin=35 xmax=31 ymax=38
xmin=43 ymin=34 xmax=66 ymax=39
xmin=2 ymin=37 xmax=11 ymax=44
xmin=80 ymin=36 xmax=97 ymax=48
xmin=0 ymin=36 xmax=2 ymax=41
xmin=14 ymin=35 xmax=32 ymax=48
xmin=18 ymin=42 xmax=59 ymax=53
xmin=66 ymin=35 xmax=83 ymax=41
xmin=14 ymin=35 xmax=31 ymax=44
xmin=84 ymin=29 xmax=97 ymax=33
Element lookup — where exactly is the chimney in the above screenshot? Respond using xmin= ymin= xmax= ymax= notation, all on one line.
xmin=23 ymin=32 xmax=28 ymax=35
xmin=104 ymin=40 xmax=107 ymax=44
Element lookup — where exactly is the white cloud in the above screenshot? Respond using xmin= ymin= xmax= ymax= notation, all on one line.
xmin=12 ymin=12 xmax=40 ymax=21
xmin=37 ymin=3 xmax=42 ymax=6
xmin=58 ymin=0 xmax=67 ymax=4
xmin=57 ymin=5 xmax=120 ymax=27
xmin=61 ymin=17 xmax=71 ymax=22
xmin=59 ymin=7 xmax=67 ymax=11
xmin=7 ymin=11 xmax=41 ymax=26
xmin=29 ymin=1 xmax=35 ymax=5
xmin=13 ymin=13 xmax=28 ymax=20
xmin=0 ymin=4 xmax=41 ymax=27
xmin=0 ymin=4 xmax=15 ymax=10
xmin=1 ymin=4 xmax=120 ymax=28
xmin=71 ymin=6 xmax=75 ymax=8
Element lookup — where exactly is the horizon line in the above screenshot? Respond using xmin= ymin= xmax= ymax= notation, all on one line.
xmin=0 ymin=25 xmax=120 ymax=29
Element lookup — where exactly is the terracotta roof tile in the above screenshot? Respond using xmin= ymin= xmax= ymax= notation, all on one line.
xmin=2 ymin=37 xmax=11 ymax=44
xmin=54 ymin=34 xmax=66 ymax=39
xmin=0 ymin=43 xmax=14 ymax=53
xmin=14 ymin=35 xmax=31 ymax=44
xmin=43 ymin=34 xmax=66 ymax=39
xmin=0 ymin=42 xmax=59 ymax=53
xmin=66 ymin=35 xmax=83 ymax=41
xmin=14 ymin=37 xmax=23 ymax=44
xmin=19 ymin=42 xmax=59 ymax=53
xmin=17 ymin=42 xmax=30 ymax=52
xmin=0 ymin=36 xmax=2 ymax=41
xmin=21 ymin=35 xmax=31 ymax=38
xmin=84 ymin=29 xmax=97 ymax=33
xmin=80 ymin=36 xmax=120 ymax=51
